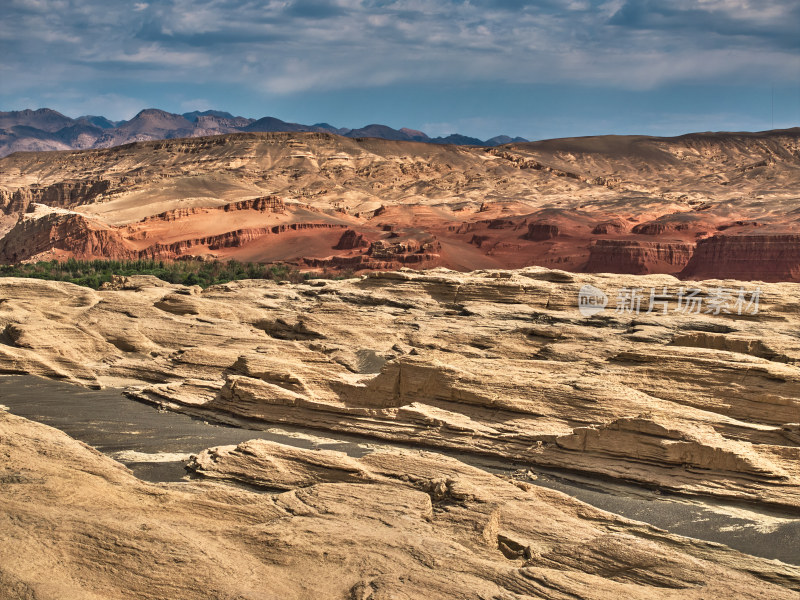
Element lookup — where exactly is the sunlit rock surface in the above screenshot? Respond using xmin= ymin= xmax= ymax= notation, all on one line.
xmin=1 ymin=267 xmax=800 ymax=596
xmin=2 ymin=130 xmax=800 ymax=278
xmin=0 ymin=268 xmax=796 ymax=513
xmin=1 ymin=410 xmax=799 ymax=599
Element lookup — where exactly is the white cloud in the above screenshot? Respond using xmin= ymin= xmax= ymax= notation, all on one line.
xmin=90 ymin=44 xmax=213 ymax=68
xmin=1 ymin=0 xmax=798 ymax=102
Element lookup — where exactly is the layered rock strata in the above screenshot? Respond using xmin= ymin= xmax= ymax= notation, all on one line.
xmin=2 ymin=130 xmax=800 ymax=277
xmin=0 ymin=268 xmax=796 ymax=512
xmin=3 ymin=410 xmax=798 ymax=599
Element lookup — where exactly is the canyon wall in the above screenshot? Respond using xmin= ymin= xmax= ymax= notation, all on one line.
xmin=682 ymin=234 xmax=800 ymax=282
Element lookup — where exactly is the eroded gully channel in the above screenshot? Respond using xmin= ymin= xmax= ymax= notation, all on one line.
xmin=1 ymin=374 xmax=798 ymax=565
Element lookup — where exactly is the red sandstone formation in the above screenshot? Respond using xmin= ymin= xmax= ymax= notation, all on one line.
xmin=1 ymin=129 xmax=799 ymax=279
xmin=0 ymin=212 xmax=135 ymax=262
xmin=334 ymin=229 xmax=370 ymax=250
xmin=591 ymin=218 xmax=628 ymax=235
xmin=0 ymin=207 xmax=349 ymax=264
xmin=305 ymin=235 xmax=442 ymax=271
xmin=222 ymin=196 xmax=285 ymax=213
xmin=522 ymin=221 xmax=561 ymax=241
xmin=139 ymin=196 xmax=286 ymax=224
xmin=585 ymin=239 xmax=694 ymax=275
xmin=681 ymin=234 xmax=800 ymax=282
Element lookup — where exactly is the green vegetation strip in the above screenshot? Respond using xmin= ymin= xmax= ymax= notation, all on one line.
xmin=0 ymin=259 xmax=343 ymax=289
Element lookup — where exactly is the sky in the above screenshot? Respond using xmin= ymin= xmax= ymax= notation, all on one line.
xmin=2 ymin=0 xmax=800 ymax=140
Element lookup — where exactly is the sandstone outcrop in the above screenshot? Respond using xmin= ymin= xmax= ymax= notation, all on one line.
xmin=333 ymin=228 xmax=369 ymax=250
xmin=585 ymin=240 xmax=694 ymax=275
xmin=0 ymin=268 xmax=796 ymax=512
xmin=681 ymin=234 xmax=800 ymax=281
xmin=305 ymin=235 xmax=442 ymax=270
xmin=592 ymin=218 xmax=628 ymax=235
xmin=0 ymin=203 xmax=350 ymax=263
xmin=0 ymin=209 xmax=136 ymax=262
xmin=522 ymin=220 xmax=561 ymax=241
xmin=0 ymin=178 xmax=110 ymax=214
xmin=3 ymin=410 xmax=798 ymax=599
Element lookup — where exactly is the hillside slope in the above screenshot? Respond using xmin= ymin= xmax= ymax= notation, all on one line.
xmin=0 ymin=128 xmax=799 ymax=279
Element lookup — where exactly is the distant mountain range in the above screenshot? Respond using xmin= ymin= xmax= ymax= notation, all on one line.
xmin=0 ymin=108 xmax=528 ymax=157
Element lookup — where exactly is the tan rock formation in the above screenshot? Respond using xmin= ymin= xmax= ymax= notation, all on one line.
xmin=0 ymin=268 xmax=796 ymax=512
xmin=1 ymin=410 xmax=799 ymax=599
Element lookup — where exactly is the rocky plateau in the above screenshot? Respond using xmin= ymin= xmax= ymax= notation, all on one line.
xmin=0 ymin=267 xmax=799 ymax=598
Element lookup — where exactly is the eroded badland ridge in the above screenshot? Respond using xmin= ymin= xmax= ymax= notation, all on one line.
xmin=0 ymin=269 xmax=799 ymax=598
xmin=0 ymin=128 xmax=799 ymax=280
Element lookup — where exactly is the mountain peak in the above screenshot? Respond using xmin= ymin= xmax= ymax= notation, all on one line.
xmin=0 ymin=108 xmax=75 ymax=133
xmin=400 ymin=127 xmax=429 ymax=139
xmin=76 ymin=115 xmax=118 ymax=129
xmin=183 ymin=110 xmax=236 ymax=122
xmin=0 ymin=106 xmax=530 ymax=157
xmin=485 ymin=135 xmax=529 ymax=146
xmin=132 ymin=108 xmax=184 ymax=120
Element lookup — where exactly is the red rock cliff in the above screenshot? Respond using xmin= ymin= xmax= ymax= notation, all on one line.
xmin=584 ymin=239 xmax=694 ymax=275
xmin=680 ymin=234 xmax=800 ymax=282
xmin=0 ymin=212 xmax=135 ymax=262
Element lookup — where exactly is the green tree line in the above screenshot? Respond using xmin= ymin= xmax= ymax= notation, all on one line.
xmin=0 ymin=259 xmax=327 ymax=289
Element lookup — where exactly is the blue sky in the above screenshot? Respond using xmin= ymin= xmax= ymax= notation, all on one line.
xmin=2 ymin=0 xmax=799 ymax=140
